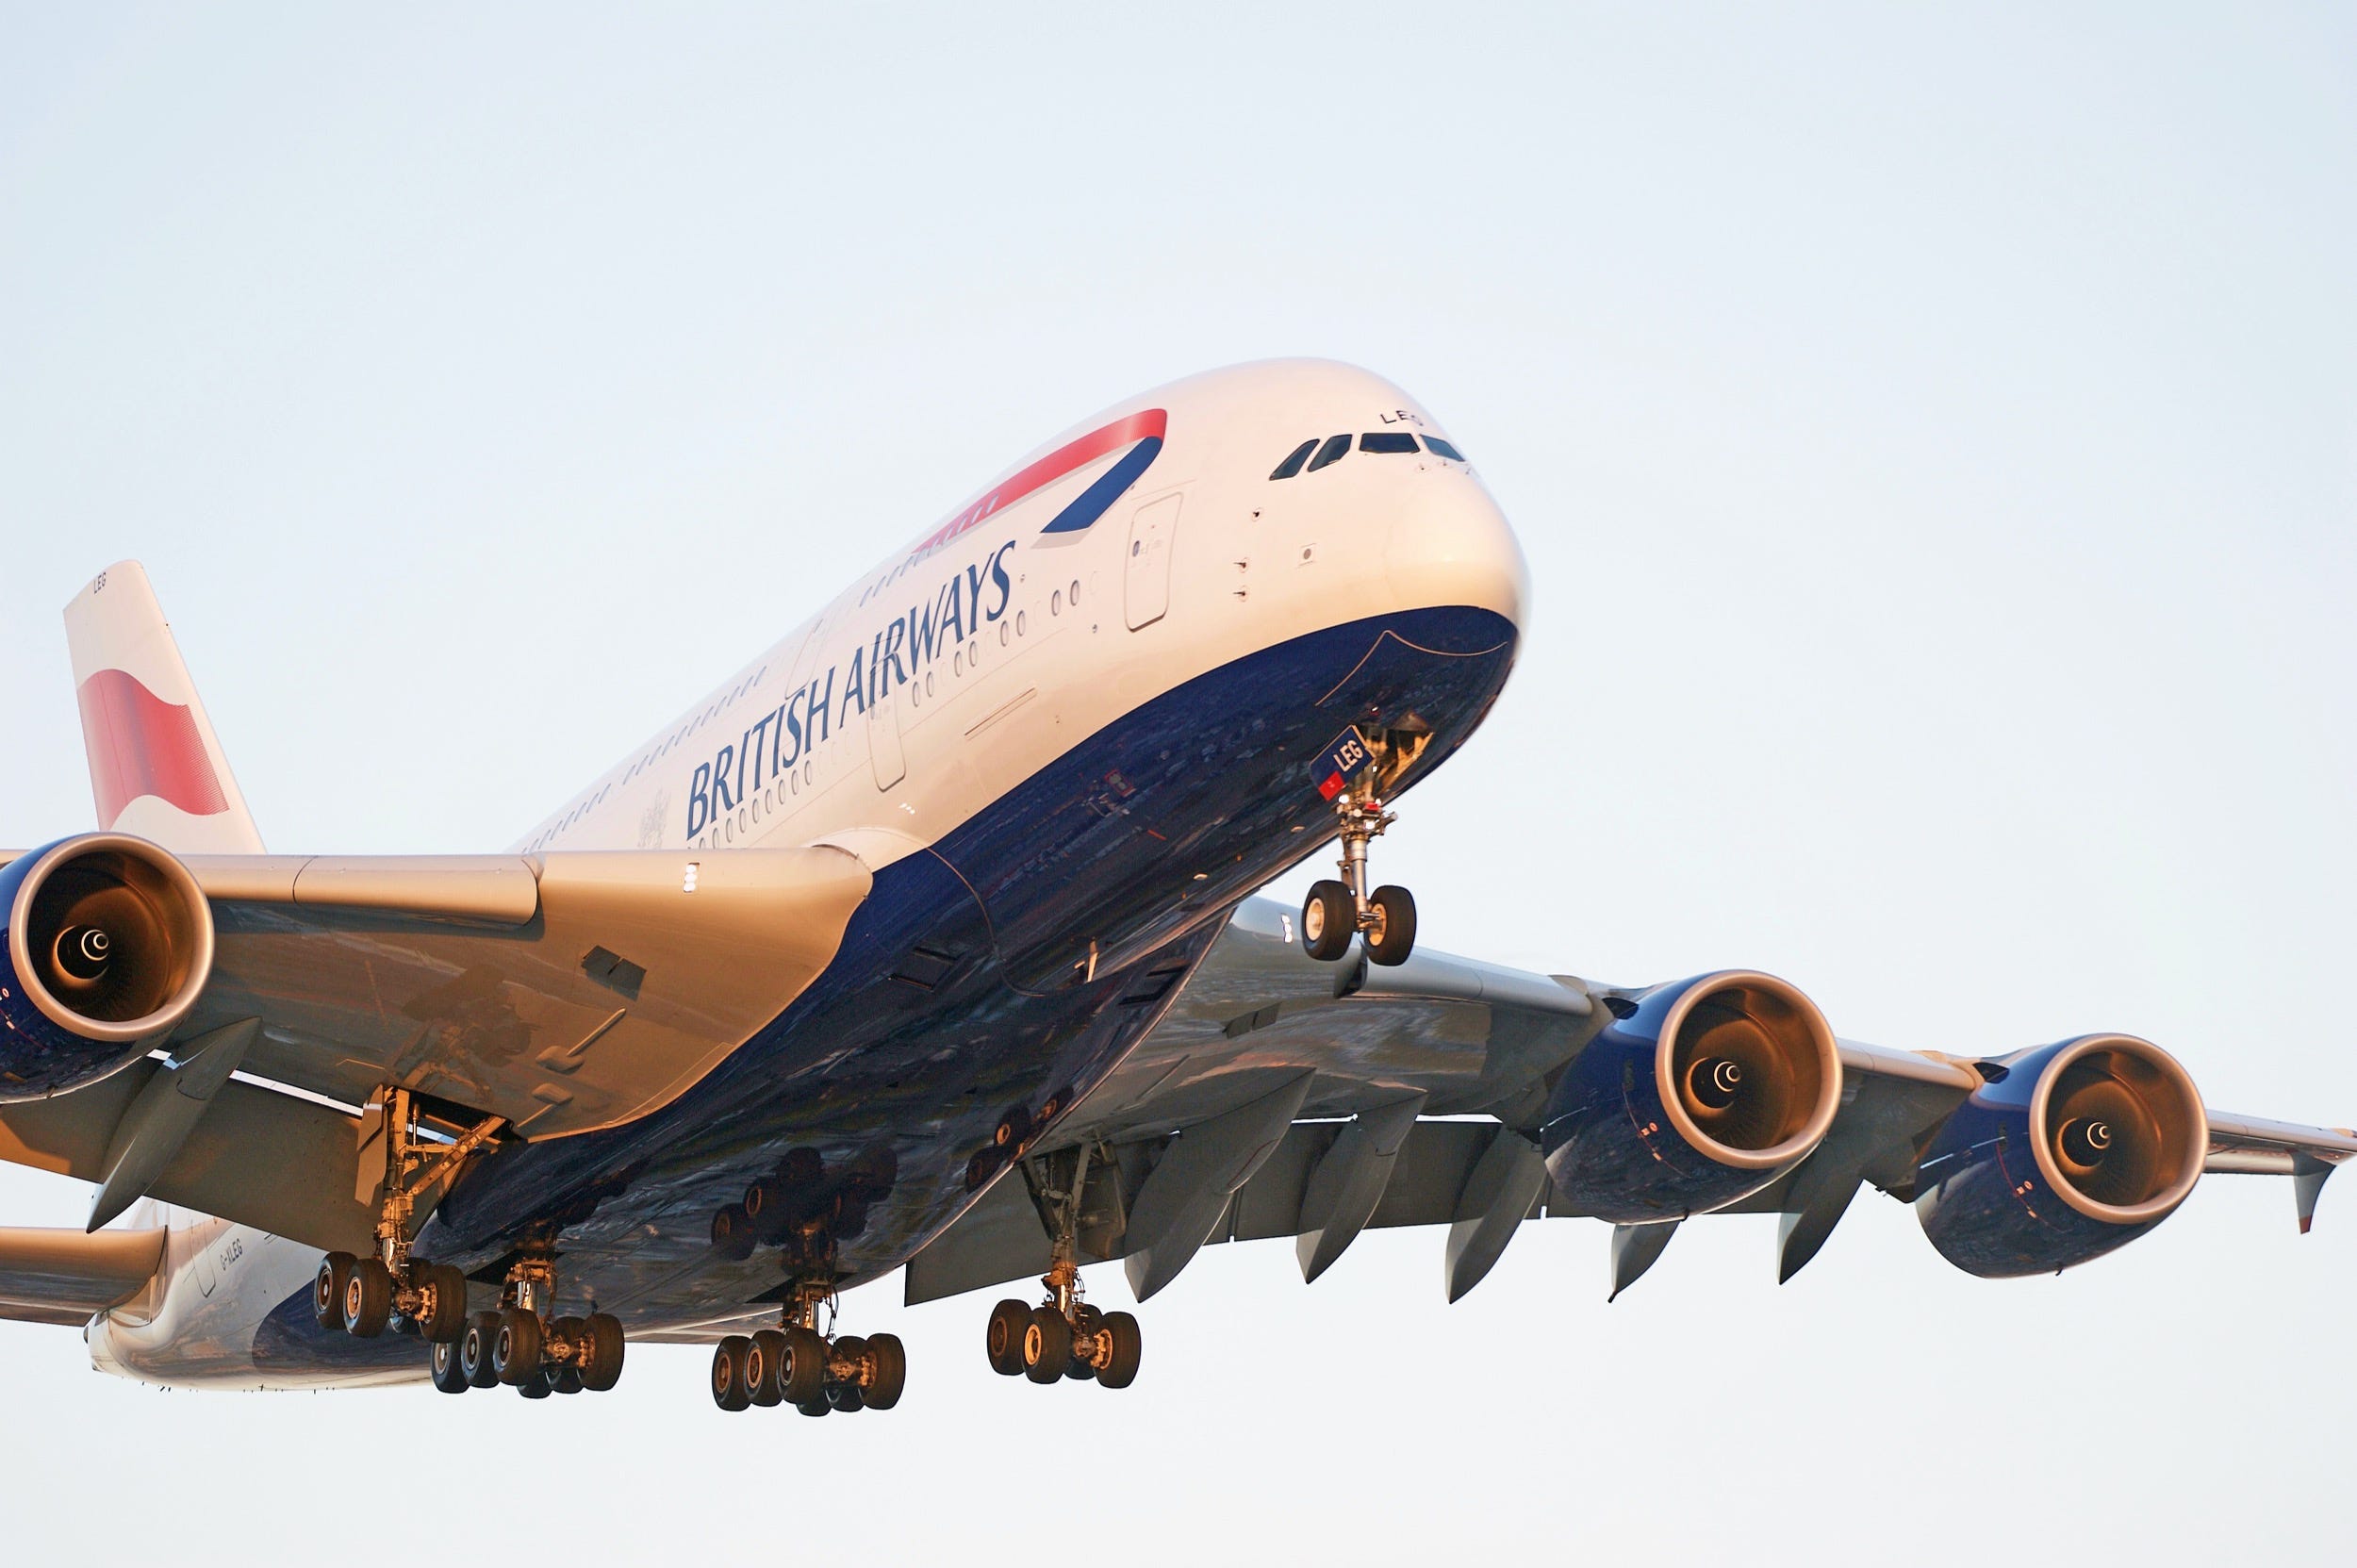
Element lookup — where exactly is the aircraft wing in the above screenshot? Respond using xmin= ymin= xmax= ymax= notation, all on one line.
xmin=906 ymin=897 xmax=2356 ymax=1306
xmin=0 ymin=842 xmax=871 ymax=1253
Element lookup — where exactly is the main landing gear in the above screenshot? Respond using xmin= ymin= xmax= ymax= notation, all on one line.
xmin=709 ymin=1281 xmax=906 ymax=1416
xmin=311 ymin=1085 xmax=628 ymax=1400
xmin=984 ymin=1141 xmax=1142 ymax=1390
xmin=1301 ymin=784 xmax=1418 ymax=966
xmin=985 ymin=1261 xmax=1142 ymax=1390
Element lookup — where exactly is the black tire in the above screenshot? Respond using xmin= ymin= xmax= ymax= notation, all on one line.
xmin=710 ymin=1203 xmax=755 ymax=1261
xmin=1302 ymin=880 xmax=1357 ymax=961
xmin=711 ymin=1336 xmax=752 ymax=1411
xmin=864 ymin=1331 xmax=906 ymax=1410
xmin=984 ymin=1298 xmax=1030 ymax=1376
xmin=460 ymin=1311 xmax=502 ymax=1389
xmin=579 ymin=1312 xmax=625 ymax=1392
xmin=492 ymin=1305 xmax=544 ymax=1387
xmin=313 ymin=1252 xmax=355 ymax=1332
xmin=417 ymin=1263 xmax=470 ymax=1344
xmin=517 ymin=1377 xmax=551 ymax=1400
xmin=342 ymin=1257 xmax=393 ymax=1338
xmin=1097 ymin=1311 xmax=1143 ymax=1389
xmin=742 ymin=1179 xmax=787 ymax=1243
xmin=550 ymin=1364 xmax=584 ymax=1395
xmin=781 ymin=1324 xmax=828 ymax=1404
xmin=826 ymin=1380 xmax=865 ymax=1413
xmin=795 ymin=1395 xmax=831 ymax=1417
xmin=429 ymin=1339 xmax=470 ymax=1395
xmin=1366 ymin=884 xmax=1417 ymax=966
xmin=748 ymin=1329 xmax=787 ymax=1408
xmin=1022 ymin=1307 xmax=1071 ymax=1385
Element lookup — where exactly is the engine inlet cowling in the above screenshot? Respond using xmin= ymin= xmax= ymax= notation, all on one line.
xmin=1916 ymin=1034 xmax=2207 ymax=1278
xmin=0 ymin=834 xmax=215 ymax=1099
xmin=1541 ymin=970 xmax=1843 ymax=1223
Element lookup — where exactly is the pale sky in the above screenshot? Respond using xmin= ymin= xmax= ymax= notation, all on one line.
xmin=2 ymin=7 xmax=2352 ymax=1562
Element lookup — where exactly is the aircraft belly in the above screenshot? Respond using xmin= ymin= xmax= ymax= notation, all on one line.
xmin=414 ymin=604 xmax=1518 ymax=1330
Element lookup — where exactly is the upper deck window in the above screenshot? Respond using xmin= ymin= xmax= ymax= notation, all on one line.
xmin=1269 ymin=439 xmax=1318 ymax=481
xmin=1306 ymin=434 xmax=1352 ymax=472
xmin=1360 ymin=432 xmax=1419 ymax=454
xmin=1422 ymin=436 xmax=1466 ymax=462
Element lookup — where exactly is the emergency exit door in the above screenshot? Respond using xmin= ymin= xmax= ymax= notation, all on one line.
xmin=1126 ymin=492 xmax=1181 ymax=630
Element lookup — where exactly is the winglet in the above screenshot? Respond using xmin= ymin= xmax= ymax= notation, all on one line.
xmin=62 ymin=562 xmax=264 ymax=853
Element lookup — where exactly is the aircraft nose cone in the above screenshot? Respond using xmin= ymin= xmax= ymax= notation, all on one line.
xmin=1385 ymin=479 xmax=1529 ymax=634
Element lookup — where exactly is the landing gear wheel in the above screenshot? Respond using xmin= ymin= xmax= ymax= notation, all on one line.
xmin=985 ymin=1298 xmax=1030 ymax=1376
xmin=1021 ymin=1306 xmax=1071 ymax=1384
xmin=342 ymin=1257 xmax=394 ymax=1338
xmin=429 ymin=1339 xmax=470 ymax=1395
xmin=416 ymin=1263 xmax=470 ymax=1344
xmin=711 ymin=1335 xmax=753 ymax=1411
xmin=1302 ymin=880 xmax=1356 ymax=962
xmin=1365 ymin=884 xmax=1417 ymax=966
xmin=578 ymin=1312 xmax=625 ymax=1392
xmin=459 ymin=1311 xmax=502 ymax=1389
xmin=832 ymin=1334 xmax=870 ymax=1412
xmin=781 ymin=1324 xmax=828 ymax=1404
xmin=548 ymin=1316 xmax=586 ymax=1394
xmin=1066 ymin=1304 xmax=1105 ymax=1380
xmin=1097 ymin=1310 xmax=1143 ymax=1389
xmin=491 ymin=1305 xmax=544 ymax=1387
xmin=313 ymin=1252 xmax=355 ymax=1332
xmin=864 ymin=1331 xmax=907 ymax=1410
xmin=796 ymin=1395 xmax=831 ymax=1417
xmin=517 ymin=1376 xmax=552 ymax=1399
xmin=748 ymin=1329 xmax=787 ymax=1407
xmin=710 ymin=1203 xmax=755 ymax=1261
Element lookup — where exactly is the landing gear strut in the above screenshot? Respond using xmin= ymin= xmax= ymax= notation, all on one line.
xmin=984 ymin=1142 xmax=1142 ymax=1390
xmin=312 ymin=1086 xmax=626 ymax=1400
xmin=1301 ymin=738 xmax=1420 ymax=966
xmin=710 ymin=1280 xmax=906 ymax=1415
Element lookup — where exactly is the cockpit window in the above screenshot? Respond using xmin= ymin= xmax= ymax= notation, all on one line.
xmin=1360 ymin=432 xmax=1419 ymax=454
xmin=1305 ymin=434 xmax=1352 ymax=472
xmin=1269 ymin=439 xmax=1318 ymax=481
xmin=1423 ymin=436 xmax=1465 ymax=462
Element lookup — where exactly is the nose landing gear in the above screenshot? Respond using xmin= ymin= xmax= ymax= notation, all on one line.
xmin=1300 ymin=725 xmax=1422 ymax=966
xmin=710 ymin=1280 xmax=906 ymax=1415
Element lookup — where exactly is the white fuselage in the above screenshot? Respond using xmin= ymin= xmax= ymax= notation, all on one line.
xmin=83 ymin=358 xmax=1527 ymax=1387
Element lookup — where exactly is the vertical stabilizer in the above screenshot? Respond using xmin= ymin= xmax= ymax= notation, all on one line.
xmin=62 ymin=562 xmax=266 ymax=853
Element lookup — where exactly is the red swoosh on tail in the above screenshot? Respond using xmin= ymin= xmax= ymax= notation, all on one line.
xmin=75 ymin=668 xmax=229 ymax=825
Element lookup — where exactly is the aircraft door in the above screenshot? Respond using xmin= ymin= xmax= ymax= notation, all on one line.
xmin=870 ymin=689 xmax=907 ymax=790
xmin=1126 ymin=492 xmax=1181 ymax=630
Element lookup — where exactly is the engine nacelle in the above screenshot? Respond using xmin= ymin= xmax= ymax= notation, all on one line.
xmin=1915 ymin=1034 xmax=2206 ymax=1278
xmin=1541 ymin=970 xmax=1842 ymax=1222
xmin=0 ymin=834 xmax=214 ymax=1099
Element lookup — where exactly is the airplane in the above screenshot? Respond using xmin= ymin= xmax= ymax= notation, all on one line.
xmin=1 ymin=358 xmax=2349 ymax=1411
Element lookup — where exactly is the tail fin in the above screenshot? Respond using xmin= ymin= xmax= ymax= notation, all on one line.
xmin=62 ymin=561 xmax=266 ymax=853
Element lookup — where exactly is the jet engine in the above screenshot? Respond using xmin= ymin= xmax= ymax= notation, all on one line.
xmin=1915 ymin=1034 xmax=2206 ymax=1278
xmin=0 ymin=834 xmax=214 ymax=1099
xmin=1541 ymin=970 xmax=1842 ymax=1222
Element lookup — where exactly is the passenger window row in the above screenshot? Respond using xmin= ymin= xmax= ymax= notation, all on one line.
xmin=1269 ymin=431 xmax=1466 ymax=479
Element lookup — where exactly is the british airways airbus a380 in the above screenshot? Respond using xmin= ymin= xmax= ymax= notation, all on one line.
xmin=1 ymin=359 xmax=2348 ymax=1411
